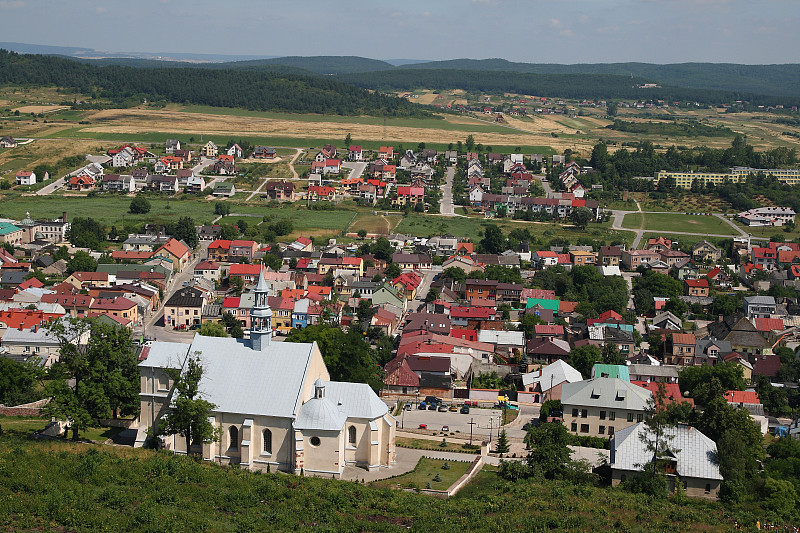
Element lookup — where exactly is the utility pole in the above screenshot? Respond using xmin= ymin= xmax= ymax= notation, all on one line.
xmin=468 ymin=417 xmax=476 ymax=446
xmin=489 ymin=417 xmax=493 ymax=443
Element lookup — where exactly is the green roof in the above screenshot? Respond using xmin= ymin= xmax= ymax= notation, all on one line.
xmin=526 ymin=298 xmax=560 ymax=313
xmin=0 ymin=222 xmax=21 ymax=236
xmin=591 ymin=364 xmax=630 ymax=381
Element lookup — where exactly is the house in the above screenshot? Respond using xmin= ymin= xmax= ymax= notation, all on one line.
xmin=314 ymin=145 xmax=337 ymax=162
xmin=0 ymin=136 xmax=18 ymax=149
xmin=101 ymin=173 xmax=135 ymax=192
xmin=208 ymin=239 xmax=232 ymax=261
xmin=153 ymin=238 xmax=191 ymax=272
xmin=393 ymin=186 xmax=424 ymax=207
xmin=621 ymin=249 xmax=660 ymax=270
xmin=707 ymin=314 xmax=771 ymax=356
xmin=213 ymin=183 xmax=236 ymax=197
xmin=226 ymin=144 xmax=243 ymax=159
xmin=185 ymin=176 xmax=206 ymax=194
xmin=348 ymin=145 xmax=363 ymax=161
xmin=89 ymin=296 xmax=138 ymax=325
xmin=561 ymin=377 xmax=653 ymax=438
xmin=229 ymin=240 xmax=258 ymax=262
xmin=253 ymin=146 xmax=277 ymax=159
xmin=391 ymin=253 xmax=432 ymax=271
xmin=307 ymin=186 xmax=336 ymax=202
xmin=391 ymin=272 xmax=422 ymax=301
xmin=519 ymin=359 xmax=582 ymax=403
xmin=660 ymin=249 xmax=690 ymax=268
xmin=652 ymin=311 xmax=682 ymax=331
xmin=379 ymin=146 xmax=394 ymax=161
xmin=264 ymin=180 xmax=295 ymax=201
xmin=69 ymin=175 xmax=95 ymax=191
xmin=138 ymin=274 xmax=395 ymax=475
xmin=165 ymin=139 xmax=181 ymax=154
xmin=164 ymin=286 xmax=205 ymax=327
xmin=15 ymin=171 xmax=36 ymax=186
xmin=664 ymin=332 xmax=697 ymax=366
xmin=194 ymin=261 xmax=221 ymax=282
xmin=201 ymin=141 xmax=218 ymax=158
xmin=691 ymin=241 xmax=722 ymax=262
xmin=148 ymin=174 xmax=180 ymax=193
xmin=211 ymin=160 xmax=237 ymax=175
xmin=742 ymin=295 xmax=776 ymax=319
xmin=598 ymin=246 xmax=622 ymax=267
xmin=229 ymin=263 xmax=266 ymax=285
xmin=628 ymin=365 xmax=680 ymax=384
xmin=0 ymin=319 xmax=89 ymax=367
xmin=684 ymin=278 xmax=709 ymax=297
xmin=646 ymin=237 xmax=672 ymax=252
xmin=610 ymin=423 xmax=722 ymax=499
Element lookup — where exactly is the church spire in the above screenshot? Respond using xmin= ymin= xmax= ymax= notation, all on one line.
xmin=249 ymin=268 xmax=273 ymax=350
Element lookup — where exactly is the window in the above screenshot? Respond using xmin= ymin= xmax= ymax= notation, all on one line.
xmin=599 ymin=425 xmax=605 ymax=435
xmin=627 ymin=413 xmax=634 ymax=423
xmin=262 ymin=429 xmax=272 ymax=454
xmin=599 ymin=411 xmax=606 ymax=420
xmin=580 ymin=424 xmax=589 ymax=433
xmin=348 ymin=425 xmax=357 ymax=445
xmin=608 ymin=427 xmax=614 ymax=436
xmin=609 ymin=412 xmax=616 ymax=421
xmin=572 ymin=408 xmax=578 ymax=417
xmin=637 ymin=414 xmax=643 ymax=423
xmin=571 ymin=422 xmax=577 ymax=432
xmin=310 ymin=436 xmax=321 ymax=447
xmin=228 ymin=426 xmax=238 ymax=450
xmin=704 ymin=484 xmax=711 ymax=494
xmin=580 ymin=409 xmax=588 ymax=418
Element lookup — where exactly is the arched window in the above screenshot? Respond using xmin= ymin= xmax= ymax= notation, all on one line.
xmin=348 ymin=425 xmax=357 ymax=445
xmin=263 ymin=429 xmax=272 ymax=454
xmin=229 ymin=426 xmax=238 ymax=450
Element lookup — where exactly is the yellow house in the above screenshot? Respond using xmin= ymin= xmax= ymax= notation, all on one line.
xmin=202 ymin=141 xmax=218 ymax=158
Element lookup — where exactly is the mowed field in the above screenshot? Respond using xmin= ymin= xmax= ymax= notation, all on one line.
xmin=621 ymin=212 xmax=740 ymax=235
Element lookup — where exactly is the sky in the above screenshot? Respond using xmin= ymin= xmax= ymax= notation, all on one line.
xmin=1 ymin=0 xmax=799 ymax=64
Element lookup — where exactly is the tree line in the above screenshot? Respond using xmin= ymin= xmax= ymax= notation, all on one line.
xmin=0 ymin=50 xmax=432 ymax=117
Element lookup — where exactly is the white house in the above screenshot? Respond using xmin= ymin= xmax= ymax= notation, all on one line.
xmin=15 ymin=171 xmax=36 ymax=186
xmin=469 ymin=185 xmax=484 ymax=204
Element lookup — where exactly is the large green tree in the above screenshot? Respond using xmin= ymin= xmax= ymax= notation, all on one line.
xmin=44 ymin=318 xmax=140 ymax=439
xmin=0 ymin=358 xmax=39 ymax=406
xmin=155 ymin=354 xmax=219 ymax=455
xmin=480 ymin=224 xmax=504 ymax=254
xmin=568 ymin=344 xmax=602 ymax=379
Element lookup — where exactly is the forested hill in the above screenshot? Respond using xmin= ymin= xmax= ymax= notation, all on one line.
xmin=0 ymin=50 xmax=430 ymax=117
xmin=402 ymin=59 xmax=800 ymax=98
xmin=215 ymin=56 xmax=395 ymax=74
xmin=338 ymin=69 xmax=794 ymax=107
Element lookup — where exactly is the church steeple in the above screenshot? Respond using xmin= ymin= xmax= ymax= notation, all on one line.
xmin=249 ymin=268 xmax=273 ymax=350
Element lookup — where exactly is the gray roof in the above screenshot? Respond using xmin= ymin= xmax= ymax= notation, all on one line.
xmin=522 ymin=359 xmax=582 ymax=388
xmin=294 ymin=395 xmax=347 ymax=431
xmin=186 ymin=334 xmax=317 ymax=419
xmin=627 ymin=364 xmax=679 ymax=379
xmin=477 ymin=330 xmax=525 ymax=346
xmin=139 ymin=341 xmax=189 ymax=369
xmin=1 ymin=326 xmax=62 ymax=346
xmin=323 ymin=381 xmax=388 ymax=420
xmin=743 ymin=295 xmax=776 ymax=306
xmin=610 ymin=422 xmax=722 ymax=481
xmin=561 ymin=377 xmax=652 ymax=411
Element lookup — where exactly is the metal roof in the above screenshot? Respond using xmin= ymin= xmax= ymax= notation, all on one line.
xmin=610 ymin=422 xmax=722 ymax=481
xmin=522 ymin=359 xmax=582 ymax=388
xmin=562 ymin=377 xmax=652 ymax=411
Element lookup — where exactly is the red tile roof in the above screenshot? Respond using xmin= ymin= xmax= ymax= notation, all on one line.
xmin=17 ymin=277 xmax=44 ymax=291
xmin=208 ymin=239 xmax=232 ymax=250
xmin=754 ymin=317 xmax=784 ymax=332
xmin=672 ymin=332 xmax=696 ymax=345
xmin=195 ymin=261 xmax=220 ymax=271
xmin=222 ymin=297 xmax=241 ymax=308
xmin=559 ymin=301 xmax=579 ymax=313
xmin=450 ymin=306 xmax=492 ymax=319
xmin=685 ymin=278 xmax=709 ymax=288
xmin=228 ymin=264 xmax=263 ymax=276
xmin=723 ymin=390 xmax=760 ymax=404
xmin=111 ymin=250 xmax=154 ymax=261
xmin=631 ymin=382 xmax=693 ymax=407
xmin=534 ymin=324 xmax=564 ymax=336
xmin=155 ymin=238 xmax=190 ymax=260
xmin=89 ymin=297 xmax=136 ymax=311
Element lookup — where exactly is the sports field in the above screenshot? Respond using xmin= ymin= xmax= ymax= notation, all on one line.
xmin=621 ymin=212 xmax=740 ymax=235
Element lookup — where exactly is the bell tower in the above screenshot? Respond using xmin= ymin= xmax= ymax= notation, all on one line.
xmin=249 ymin=269 xmax=273 ymax=350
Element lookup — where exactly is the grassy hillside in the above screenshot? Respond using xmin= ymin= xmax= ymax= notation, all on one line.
xmin=0 ymin=433 xmax=788 ymax=532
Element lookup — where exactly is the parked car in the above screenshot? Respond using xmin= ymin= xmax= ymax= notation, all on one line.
xmin=424 ymin=396 xmax=441 ymax=405
xmin=404 ymin=403 xmax=412 ymax=411
xmin=418 ymin=402 xmax=427 ymax=410
xmin=418 ymin=424 xmax=427 ymax=430
xmin=460 ymin=405 xmax=470 ymax=414
xmin=448 ymin=405 xmax=458 ymax=412
xmin=437 ymin=404 xmax=447 ymax=412
xmin=427 ymin=403 xmax=437 ymax=410
xmin=442 ymin=425 xmax=449 ymax=432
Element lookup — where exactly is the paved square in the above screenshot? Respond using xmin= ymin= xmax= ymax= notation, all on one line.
xmin=396 ymin=403 xmax=504 ymax=438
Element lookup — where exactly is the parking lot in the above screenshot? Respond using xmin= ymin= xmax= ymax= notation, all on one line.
xmin=395 ymin=402 xmax=505 ymax=438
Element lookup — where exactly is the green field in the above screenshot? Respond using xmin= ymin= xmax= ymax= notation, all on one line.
xmin=371 ymin=457 xmax=471 ymax=490
xmin=0 ymin=434 xmax=785 ymax=532
xmin=622 ymin=212 xmax=740 ymax=236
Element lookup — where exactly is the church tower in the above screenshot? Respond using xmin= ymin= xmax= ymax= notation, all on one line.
xmin=249 ymin=269 xmax=273 ymax=350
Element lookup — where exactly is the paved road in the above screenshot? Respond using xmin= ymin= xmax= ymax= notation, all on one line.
xmin=440 ymin=166 xmax=455 ymax=216
xmin=36 ymin=176 xmax=66 ymax=196
xmin=245 ymin=178 xmax=268 ymax=201
xmin=136 ymin=241 xmax=208 ymax=343
xmin=341 ymin=161 xmax=367 ymax=181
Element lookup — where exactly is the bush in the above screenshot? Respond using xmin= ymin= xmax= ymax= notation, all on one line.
xmin=129 ymin=197 xmax=151 ymax=214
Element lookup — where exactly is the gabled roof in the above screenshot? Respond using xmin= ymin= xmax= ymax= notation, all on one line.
xmin=562 ymin=377 xmax=652 ymax=411
xmin=723 ymin=390 xmax=760 ymax=404
xmin=521 ymin=359 xmax=582 ymax=388
xmin=754 ymin=317 xmax=784 ymax=332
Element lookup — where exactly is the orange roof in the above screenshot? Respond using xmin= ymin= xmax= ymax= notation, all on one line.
xmin=111 ymin=250 xmax=154 ymax=261
xmin=754 ymin=317 xmax=784 ymax=332
xmin=306 ymin=286 xmax=332 ymax=296
xmin=672 ymin=332 xmax=696 ymax=345
xmin=208 ymin=239 xmax=232 ymax=250
xmin=723 ymin=390 xmax=760 ymax=404
xmin=155 ymin=238 xmax=190 ymax=260
xmin=0 ymin=310 xmax=62 ymax=329
xmin=17 ymin=277 xmax=44 ymax=291
xmin=281 ymin=288 xmax=305 ymax=300
xmin=559 ymin=301 xmax=579 ymax=313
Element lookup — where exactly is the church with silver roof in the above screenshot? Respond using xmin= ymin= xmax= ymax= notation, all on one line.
xmin=137 ymin=271 xmax=396 ymax=476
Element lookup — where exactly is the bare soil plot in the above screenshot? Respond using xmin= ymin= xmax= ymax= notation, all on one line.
xmin=13 ymin=105 xmax=69 ymax=114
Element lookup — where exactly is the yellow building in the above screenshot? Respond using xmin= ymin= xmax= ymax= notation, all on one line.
xmin=656 ymin=167 xmax=800 ymax=188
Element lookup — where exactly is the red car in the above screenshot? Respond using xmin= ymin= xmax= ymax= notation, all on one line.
xmin=418 ymin=424 xmax=427 ymax=430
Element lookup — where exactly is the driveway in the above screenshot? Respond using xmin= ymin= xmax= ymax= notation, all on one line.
xmin=341 ymin=161 xmax=367 ymax=181
xmin=440 ymin=166 xmax=456 ymax=216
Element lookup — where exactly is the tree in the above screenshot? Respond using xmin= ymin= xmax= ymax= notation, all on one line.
xmin=154 ymin=354 xmax=219 ymax=455
xmin=370 ymin=237 xmax=394 ymax=261
xmin=522 ymin=422 xmax=575 ymax=479
xmin=344 ymin=133 xmax=352 ymax=148
xmin=606 ymin=101 xmax=618 ymax=116
xmin=355 ymin=299 xmax=375 ymax=329
xmin=44 ymin=318 xmax=139 ymax=439
xmin=678 ymin=362 xmax=745 ymax=406
xmin=197 ymin=322 xmax=228 ymax=337
xmin=167 ymin=216 xmax=199 ymax=249
xmin=518 ymin=313 xmax=545 ymax=339
xmin=570 ymin=206 xmax=592 ymax=229
xmin=424 ymin=288 xmax=439 ymax=303
xmin=214 ymin=202 xmax=230 ymax=216
xmin=568 ymin=344 xmax=602 ymax=379
xmin=67 ymin=251 xmax=98 ymax=274
xmin=66 ymin=217 xmax=105 ymax=249
xmin=230 ymin=323 xmax=245 ymax=339
xmin=601 ymin=343 xmax=624 ymax=365
xmin=638 ymin=384 xmax=677 ymax=486
xmin=441 ymin=266 xmax=466 ymax=283
xmin=129 ymin=196 xmax=151 ymax=214
xmin=0 ymin=358 xmax=39 ymax=406
xmin=357 ymin=229 xmax=367 ymax=239
xmin=384 ymin=262 xmax=401 ymax=279
xmin=465 ymin=135 xmax=475 ymax=152
xmin=229 ymin=276 xmax=244 ymax=296
xmin=495 ymin=429 xmax=510 ymax=454
xmin=480 ymin=224 xmax=504 ymax=254
xmin=664 ymin=298 xmax=688 ymax=318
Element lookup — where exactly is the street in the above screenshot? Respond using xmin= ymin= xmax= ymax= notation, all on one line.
xmin=440 ymin=165 xmax=455 ymax=216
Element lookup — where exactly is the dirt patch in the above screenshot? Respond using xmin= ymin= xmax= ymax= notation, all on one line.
xmin=14 ymin=105 xmax=69 ymax=114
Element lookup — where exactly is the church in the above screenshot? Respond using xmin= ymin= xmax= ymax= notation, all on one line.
xmin=136 ymin=271 xmax=396 ymax=477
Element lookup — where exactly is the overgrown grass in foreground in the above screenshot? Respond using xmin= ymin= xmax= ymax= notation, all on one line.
xmin=0 ymin=435 xmax=786 ymax=532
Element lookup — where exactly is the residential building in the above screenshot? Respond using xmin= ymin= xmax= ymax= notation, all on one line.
xmin=15 ymin=171 xmax=36 ymax=186
xmin=202 ymin=141 xmax=218 ymax=157
xmin=691 ymin=241 xmax=722 ymax=262
xmin=665 ymin=332 xmax=697 ymax=366
xmin=519 ymin=359 xmax=582 ymax=403
xmin=164 ymin=286 xmax=205 ymax=328
xmin=684 ymin=278 xmax=709 ymax=297
xmin=264 ymin=180 xmax=295 ymax=201
xmin=561 ymin=377 xmax=653 ymax=438
xmin=742 ymin=295 xmax=776 ymax=319
xmin=610 ymin=423 xmax=721 ymax=499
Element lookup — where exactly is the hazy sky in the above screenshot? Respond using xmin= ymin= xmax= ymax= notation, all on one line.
xmin=1 ymin=0 xmax=798 ymax=64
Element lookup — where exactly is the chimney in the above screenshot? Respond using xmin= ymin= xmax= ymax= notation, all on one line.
xmin=62 ymin=212 xmax=67 ymax=223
